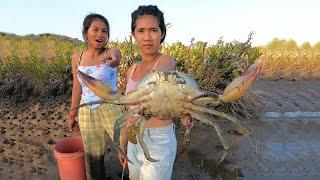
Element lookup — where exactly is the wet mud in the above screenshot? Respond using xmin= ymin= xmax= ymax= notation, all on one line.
xmin=172 ymin=79 xmax=320 ymax=179
xmin=1 ymin=79 xmax=320 ymax=179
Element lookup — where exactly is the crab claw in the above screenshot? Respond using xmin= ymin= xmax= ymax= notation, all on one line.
xmin=78 ymin=70 xmax=116 ymax=100
xmin=218 ymin=60 xmax=262 ymax=103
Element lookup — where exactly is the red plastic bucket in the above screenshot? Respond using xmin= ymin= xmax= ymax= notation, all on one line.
xmin=54 ymin=136 xmax=86 ymax=180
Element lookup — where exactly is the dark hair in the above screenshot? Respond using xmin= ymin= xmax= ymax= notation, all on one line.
xmin=131 ymin=5 xmax=166 ymax=44
xmin=82 ymin=13 xmax=110 ymax=43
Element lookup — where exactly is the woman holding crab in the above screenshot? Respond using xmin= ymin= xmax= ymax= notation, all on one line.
xmin=119 ymin=5 xmax=192 ymax=180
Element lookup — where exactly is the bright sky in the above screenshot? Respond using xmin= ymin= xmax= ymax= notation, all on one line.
xmin=1 ymin=0 xmax=319 ymax=46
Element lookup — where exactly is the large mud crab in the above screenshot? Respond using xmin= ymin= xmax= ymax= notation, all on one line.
xmin=77 ymin=61 xmax=262 ymax=164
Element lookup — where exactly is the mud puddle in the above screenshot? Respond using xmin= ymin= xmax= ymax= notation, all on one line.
xmin=265 ymin=111 xmax=320 ymax=118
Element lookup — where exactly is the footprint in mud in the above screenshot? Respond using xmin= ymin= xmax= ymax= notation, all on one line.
xmin=9 ymin=139 xmax=16 ymax=146
xmin=1 ymin=129 xmax=6 ymax=134
xmin=0 ymin=147 xmax=5 ymax=153
xmin=47 ymin=139 xmax=55 ymax=145
xmin=187 ymin=149 xmax=243 ymax=179
xmin=3 ymin=138 xmax=16 ymax=146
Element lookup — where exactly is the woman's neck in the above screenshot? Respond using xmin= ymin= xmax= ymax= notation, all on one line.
xmin=86 ymin=47 xmax=105 ymax=59
xmin=141 ymin=52 xmax=161 ymax=64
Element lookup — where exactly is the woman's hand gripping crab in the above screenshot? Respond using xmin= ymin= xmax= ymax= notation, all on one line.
xmin=77 ymin=61 xmax=262 ymax=164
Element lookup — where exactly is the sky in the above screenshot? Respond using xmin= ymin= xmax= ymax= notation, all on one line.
xmin=1 ymin=0 xmax=319 ymax=46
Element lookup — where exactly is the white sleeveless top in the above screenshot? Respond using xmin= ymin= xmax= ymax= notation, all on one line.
xmin=77 ymin=52 xmax=117 ymax=109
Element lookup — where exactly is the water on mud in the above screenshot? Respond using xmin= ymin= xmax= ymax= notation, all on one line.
xmin=172 ymin=80 xmax=320 ymax=179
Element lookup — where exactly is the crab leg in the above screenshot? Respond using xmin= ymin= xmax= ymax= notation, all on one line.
xmin=137 ymin=117 xmax=158 ymax=162
xmin=188 ymin=111 xmax=229 ymax=165
xmin=191 ymin=92 xmax=219 ymax=101
xmin=117 ymin=106 xmax=142 ymax=125
xmin=73 ymin=95 xmax=152 ymax=113
xmin=104 ymin=130 xmax=133 ymax=164
xmin=78 ymin=69 xmax=155 ymax=101
xmin=191 ymin=96 xmax=221 ymax=107
xmin=119 ymin=83 xmax=155 ymax=102
xmin=218 ymin=61 xmax=262 ymax=103
xmin=113 ymin=106 xmax=142 ymax=146
xmin=190 ymin=104 xmax=253 ymax=136
xmin=78 ymin=70 xmax=116 ymax=100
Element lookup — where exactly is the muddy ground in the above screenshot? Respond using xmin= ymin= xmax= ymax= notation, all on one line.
xmin=1 ymin=79 xmax=320 ymax=179
xmin=173 ymin=80 xmax=320 ymax=179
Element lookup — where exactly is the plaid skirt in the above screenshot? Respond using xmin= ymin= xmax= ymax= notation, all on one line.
xmin=78 ymin=103 xmax=123 ymax=156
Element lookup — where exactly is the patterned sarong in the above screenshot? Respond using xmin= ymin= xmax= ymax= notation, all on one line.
xmin=78 ymin=103 xmax=123 ymax=179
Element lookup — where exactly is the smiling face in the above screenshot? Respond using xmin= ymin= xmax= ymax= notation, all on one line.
xmin=86 ymin=19 xmax=108 ymax=49
xmin=133 ymin=15 xmax=163 ymax=56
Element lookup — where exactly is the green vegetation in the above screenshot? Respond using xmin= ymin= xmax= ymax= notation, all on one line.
xmin=1 ymin=32 xmax=319 ymax=94
xmin=0 ymin=32 xmax=83 ymax=85
xmin=162 ymin=34 xmax=261 ymax=92
xmin=0 ymin=32 xmax=261 ymax=94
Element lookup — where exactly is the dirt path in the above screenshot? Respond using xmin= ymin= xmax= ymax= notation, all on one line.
xmin=1 ymin=80 xmax=320 ymax=179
